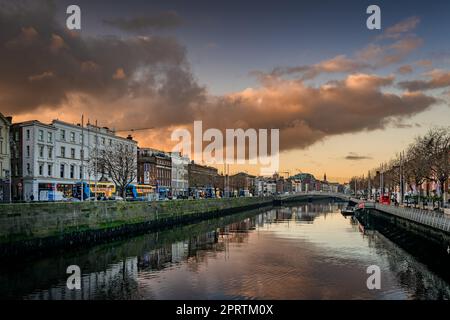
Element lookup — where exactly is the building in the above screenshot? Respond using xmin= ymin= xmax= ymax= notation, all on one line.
xmin=254 ymin=176 xmax=277 ymax=196
xmin=290 ymin=173 xmax=317 ymax=192
xmin=137 ymin=148 xmax=172 ymax=198
xmin=170 ymin=152 xmax=189 ymax=198
xmin=0 ymin=113 xmax=12 ymax=202
xmin=226 ymin=172 xmax=256 ymax=196
xmin=188 ymin=161 xmax=219 ymax=197
xmin=10 ymin=119 xmax=137 ymax=201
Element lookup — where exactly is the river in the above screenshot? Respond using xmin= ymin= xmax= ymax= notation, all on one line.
xmin=1 ymin=201 xmax=449 ymax=300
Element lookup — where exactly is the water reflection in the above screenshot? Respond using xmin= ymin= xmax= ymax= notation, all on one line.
xmin=1 ymin=202 xmax=449 ymax=300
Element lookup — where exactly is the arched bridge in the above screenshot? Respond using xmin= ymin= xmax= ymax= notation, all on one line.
xmin=273 ymin=192 xmax=357 ymax=205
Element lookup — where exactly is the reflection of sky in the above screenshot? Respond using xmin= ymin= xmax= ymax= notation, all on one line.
xmin=11 ymin=204 xmax=450 ymax=300
xmin=134 ymin=204 xmax=449 ymax=300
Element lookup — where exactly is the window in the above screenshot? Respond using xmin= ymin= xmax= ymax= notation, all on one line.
xmin=38 ymin=130 xmax=44 ymax=141
xmin=79 ymin=134 xmax=83 ymax=144
xmin=15 ymin=131 xmax=19 ymax=141
xmin=48 ymin=147 xmax=53 ymax=159
xmin=80 ymin=167 xmax=83 ymax=179
xmin=60 ymin=130 xmax=66 ymax=141
xmin=60 ymin=164 xmax=65 ymax=178
xmin=26 ymin=129 xmax=30 ymax=141
xmin=27 ymin=163 xmax=31 ymax=175
xmin=70 ymin=165 xmax=75 ymax=179
xmin=0 ymin=141 xmax=2 ymax=155
xmin=39 ymin=145 xmax=44 ymax=158
xmin=61 ymin=146 xmax=66 ymax=158
xmin=102 ymin=137 xmax=105 ymax=145
xmin=80 ymin=149 xmax=84 ymax=160
xmin=109 ymin=139 xmax=112 ymax=146
xmin=71 ymin=148 xmax=75 ymax=159
xmin=48 ymin=132 xmax=53 ymax=143
xmin=26 ymin=146 xmax=30 ymax=157
xmin=39 ymin=164 xmax=43 ymax=176
xmin=48 ymin=164 xmax=52 ymax=176
xmin=70 ymin=132 xmax=75 ymax=142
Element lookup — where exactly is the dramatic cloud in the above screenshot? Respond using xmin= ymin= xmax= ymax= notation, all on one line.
xmin=399 ymin=69 xmax=450 ymax=91
xmin=0 ymin=1 xmax=205 ymax=125
xmin=344 ymin=152 xmax=372 ymax=161
xmin=0 ymin=3 xmax=440 ymax=154
xmin=103 ymin=11 xmax=182 ymax=32
xmin=201 ymin=74 xmax=436 ymax=151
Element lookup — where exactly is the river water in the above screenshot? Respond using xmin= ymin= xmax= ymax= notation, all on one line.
xmin=1 ymin=201 xmax=449 ymax=300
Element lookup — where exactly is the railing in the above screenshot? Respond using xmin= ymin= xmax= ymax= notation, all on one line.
xmin=374 ymin=203 xmax=450 ymax=233
xmin=276 ymin=192 xmax=350 ymax=200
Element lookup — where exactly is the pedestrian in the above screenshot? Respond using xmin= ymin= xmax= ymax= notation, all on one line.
xmin=30 ymin=193 xmax=34 ymax=202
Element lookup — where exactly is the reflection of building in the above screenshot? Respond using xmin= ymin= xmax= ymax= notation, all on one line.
xmin=0 ymin=113 xmax=12 ymax=202
xmin=10 ymin=120 xmax=137 ymax=201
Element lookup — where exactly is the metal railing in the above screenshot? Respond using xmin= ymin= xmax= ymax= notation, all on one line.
xmin=375 ymin=203 xmax=450 ymax=233
xmin=275 ymin=192 xmax=351 ymax=201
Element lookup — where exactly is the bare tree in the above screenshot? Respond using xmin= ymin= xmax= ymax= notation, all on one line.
xmin=422 ymin=127 xmax=450 ymax=206
xmin=92 ymin=143 xmax=137 ymax=198
xmin=403 ymin=138 xmax=430 ymax=206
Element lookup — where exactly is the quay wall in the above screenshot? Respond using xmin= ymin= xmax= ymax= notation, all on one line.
xmin=0 ymin=197 xmax=274 ymax=257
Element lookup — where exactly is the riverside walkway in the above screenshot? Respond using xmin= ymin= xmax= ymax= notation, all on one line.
xmin=279 ymin=192 xmax=450 ymax=234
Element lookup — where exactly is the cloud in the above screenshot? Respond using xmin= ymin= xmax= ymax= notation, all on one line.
xmin=259 ymin=18 xmax=423 ymax=81
xmin=103 ymin=11 xmax=182 ymax=32
xmin=397 ymin=65 xmax=413 ymax=74
xmin=268 ymin=55 xmax=371 ymax=80
xmin=344 ymin=152 xmax=372 ymax=161
xmin=0 ymin=1 xmax=205 ymax=123
xmin=377 ymin=16 xmax=420 ymax=40
xmin=398 ymin=69 xmax=450 ymax=91
xmin=416 ymin=60 xmax=433 ymax=68
xmin=112 ymin=68 xmax=126 ymax=80
xmin=0 ymin=4 xmax=440 ymax=155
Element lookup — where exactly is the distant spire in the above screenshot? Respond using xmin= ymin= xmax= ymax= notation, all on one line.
xmin=324 ymin=173 xmax=327 ymax=182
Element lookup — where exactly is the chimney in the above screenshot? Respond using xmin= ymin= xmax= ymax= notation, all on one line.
xmin=126 ymin=134 xmax=133 ymax=140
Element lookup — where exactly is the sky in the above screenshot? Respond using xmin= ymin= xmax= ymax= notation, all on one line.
xmin=1 ymin=0 xmax=449 ymax=182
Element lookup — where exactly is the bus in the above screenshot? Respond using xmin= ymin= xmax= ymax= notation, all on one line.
xmin=74 ymin=182 xmax=116 ymax=199
xmin=126 ymin=184 xmax=155 ymax=200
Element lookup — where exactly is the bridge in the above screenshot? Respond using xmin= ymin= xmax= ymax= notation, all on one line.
xmin=274 ymin=192 xmax=353 ymax=205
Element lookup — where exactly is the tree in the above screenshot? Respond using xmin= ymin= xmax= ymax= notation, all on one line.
xmin=92 ymin=142 xmax=137 ymax=199
xmin=422 ymin=127 xmax=450 ymax=207
xmin=402 ymin=142 xmax=426 ymax=206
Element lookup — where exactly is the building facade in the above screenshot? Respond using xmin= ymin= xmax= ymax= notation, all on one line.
xmin=170 ymin=152 xmax=189 ymax=198
xmin=10 ymin=120 xmax=137 ymax=201
xmin=137 ymin=148 xmax=172 ymax=198
xmin=188 ymin=162 xmax=219 ymax=197
xmin=0 ymin=113 xmax=12 ymax=202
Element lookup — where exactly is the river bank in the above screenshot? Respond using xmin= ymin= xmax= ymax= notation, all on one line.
xmin=0 ymin=197 xmax=274 ymax=258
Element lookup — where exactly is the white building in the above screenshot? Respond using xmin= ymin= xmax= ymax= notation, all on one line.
xmin=0 ymin=113 xmax=12 ymax=202
xmin=170 ymin=152 xmax=189 ymax=197
xmin=10 ymin=119 xmax=137 ymax=201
